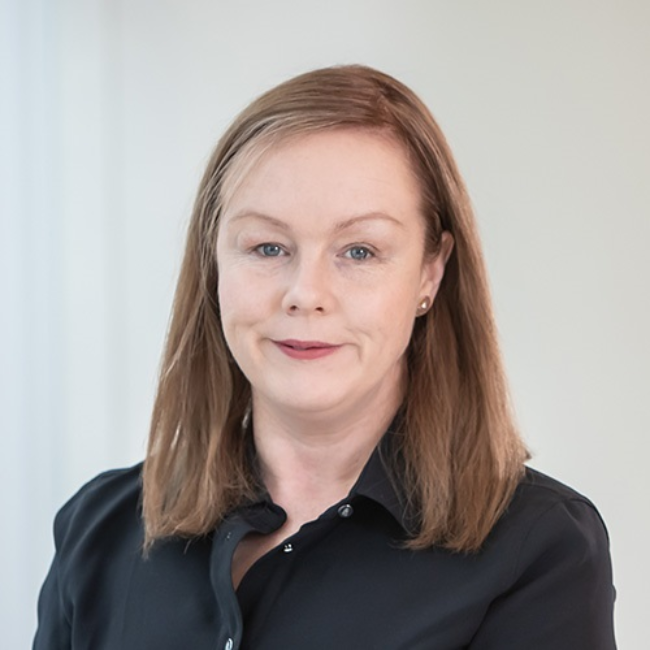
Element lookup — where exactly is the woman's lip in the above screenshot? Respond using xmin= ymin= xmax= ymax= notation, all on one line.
xmin=273 ymin=340 xmax=342 ymax=360
xmin=275 ymin=339 xmax=336 ymax=349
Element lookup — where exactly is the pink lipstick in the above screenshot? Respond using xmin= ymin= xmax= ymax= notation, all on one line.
xmin=273 ymin=339 xmax=341 ymax=360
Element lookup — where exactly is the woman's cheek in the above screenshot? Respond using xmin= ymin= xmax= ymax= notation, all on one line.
xmin=219 ymin=268 xmax=275 ymax=325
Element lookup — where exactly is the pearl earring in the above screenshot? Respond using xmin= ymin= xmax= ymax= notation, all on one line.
xmin=417 ymin=297 xmax=431 ymax=314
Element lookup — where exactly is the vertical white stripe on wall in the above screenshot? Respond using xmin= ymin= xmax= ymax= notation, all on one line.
xmin=0 ymin=1 xmax=133 ymax=646
xmin=1 ymin=1 xmax=64 ymax=646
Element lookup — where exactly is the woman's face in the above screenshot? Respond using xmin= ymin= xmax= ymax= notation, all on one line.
xmin=216 ymin=129 xmax=449 ymax=422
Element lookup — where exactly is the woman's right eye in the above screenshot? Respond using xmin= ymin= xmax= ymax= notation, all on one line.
xmin=254 ymin=243 xmax=285 ymax=257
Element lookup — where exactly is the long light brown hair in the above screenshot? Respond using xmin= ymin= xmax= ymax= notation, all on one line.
xmin=143 ymin=64 xmax=529 ymax=552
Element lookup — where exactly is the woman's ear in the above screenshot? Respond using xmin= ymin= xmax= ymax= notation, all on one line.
xmin=418 ymin=231 xmax=454 ymax=306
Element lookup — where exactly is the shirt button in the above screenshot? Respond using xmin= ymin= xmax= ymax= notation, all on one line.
xmin=338 ymin=503 xmax=354 ymax=518
xmin=224 ymin=638 xmax=234 ymax=650
xmin=283 ymin=543 xmax=294 ymax=553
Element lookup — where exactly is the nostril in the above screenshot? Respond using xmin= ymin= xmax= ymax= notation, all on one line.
xmin=286 ymin=303 xmax=325 ymax=314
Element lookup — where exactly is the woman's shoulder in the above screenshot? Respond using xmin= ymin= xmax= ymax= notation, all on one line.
xmin=468 ymin=466 xmax=617 ymax=647
xmin=518 ymin=465 xmax=598 ymax=500
xmin=489 ymin=465 xmax=613 ymax=586
xmin=52 ymin=463 xmax=144 ymax=559
xmin=56 ymin=463 xmax=143 ymax=521
xmin=508 ymin=465 xmax=609 ymax=532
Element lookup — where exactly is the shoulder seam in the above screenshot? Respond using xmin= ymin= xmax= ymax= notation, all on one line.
xmin=510 ymin=496 xmax=600 ymax=586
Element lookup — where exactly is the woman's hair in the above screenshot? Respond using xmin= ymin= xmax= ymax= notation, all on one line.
xmin=142 ymin=64 xmax=529 ymax=552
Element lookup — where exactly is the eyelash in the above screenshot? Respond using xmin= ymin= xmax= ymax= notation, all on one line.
xmin=252 ymin=243 xmax=376 ymax=262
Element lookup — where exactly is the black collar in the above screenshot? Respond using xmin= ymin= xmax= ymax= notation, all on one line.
xmin=238 ymin=416 xmax=416 ymax=535
xmin=349 ymin=419 xmax=417 ymax=533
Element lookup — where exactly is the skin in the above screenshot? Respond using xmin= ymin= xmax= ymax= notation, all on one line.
xmin=216 ymin=129 xmax=453 ymax=586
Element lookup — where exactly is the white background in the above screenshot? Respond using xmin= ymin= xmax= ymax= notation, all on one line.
xmin=2 ymin=1 xmax=648 ymax=647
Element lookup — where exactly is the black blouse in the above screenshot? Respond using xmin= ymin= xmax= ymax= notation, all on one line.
xmin=33 ymin=440 xmax=617 ymax=649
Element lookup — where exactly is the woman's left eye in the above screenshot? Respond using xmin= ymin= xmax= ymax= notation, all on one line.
xmin=254 ymin=243 xmax=285 ymax=257
xmin=344 ymin=246 xmax=374 ymax=261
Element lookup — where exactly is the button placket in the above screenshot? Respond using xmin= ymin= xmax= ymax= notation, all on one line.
xmin=211 ymin=518 xmax=250 ymax=650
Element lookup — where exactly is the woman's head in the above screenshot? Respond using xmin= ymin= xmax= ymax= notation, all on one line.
xmin=190 ymin=66 xmax=476 ymax=408
xmin=215 ymin=127 xmax=452 ymax=423
xmin=144 ymin=65 xmax=528 ymax=552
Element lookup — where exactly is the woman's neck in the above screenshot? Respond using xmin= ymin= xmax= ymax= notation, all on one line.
xmin=251 ymin=397 xmax=399 ymax=525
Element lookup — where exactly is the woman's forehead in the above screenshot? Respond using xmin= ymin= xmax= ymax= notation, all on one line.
xmin=219 ymin=128 xmax=422 ymax=222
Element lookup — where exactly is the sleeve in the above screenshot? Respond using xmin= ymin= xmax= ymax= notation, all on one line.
xmin=469 ymin=497 xmax=617 ymax=650
xmin=32 ymin=506 xmax=73 ymax=649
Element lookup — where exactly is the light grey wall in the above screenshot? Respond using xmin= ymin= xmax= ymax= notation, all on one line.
xmin=2 ymin=1 xmax=647 ymax=647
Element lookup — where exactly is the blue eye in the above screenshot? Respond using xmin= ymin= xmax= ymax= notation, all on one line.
xmin=346 ymin=246 xmax=373 ymax=261
xmin=256 ymin=243 xmax=284 ymax=257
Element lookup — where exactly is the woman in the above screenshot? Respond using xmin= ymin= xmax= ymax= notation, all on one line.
xmin=34 ymin=65 xmax=616 ymax=649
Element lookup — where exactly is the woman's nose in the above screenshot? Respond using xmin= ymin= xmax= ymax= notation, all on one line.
xmin=281 ymin=254 xmax=333 ymax=315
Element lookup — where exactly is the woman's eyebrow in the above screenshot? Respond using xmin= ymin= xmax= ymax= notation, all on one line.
xmin=227 ymin=211 xmax=290 ymax=230
xmin=227 ymin=210 xmax=403 ymax=232
xmin=333 ymin=213 xmax=404 ymax=232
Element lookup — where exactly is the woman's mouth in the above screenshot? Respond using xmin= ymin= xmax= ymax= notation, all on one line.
xmin=273 ymin=339 xmax=342 ymax=360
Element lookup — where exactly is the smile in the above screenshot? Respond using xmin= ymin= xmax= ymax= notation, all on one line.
xmin=273 ymin=339 xmax=342 ymax=360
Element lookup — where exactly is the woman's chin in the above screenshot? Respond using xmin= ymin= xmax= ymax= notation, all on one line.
xmin=253 ymin=387 xmax=358 ymax=420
